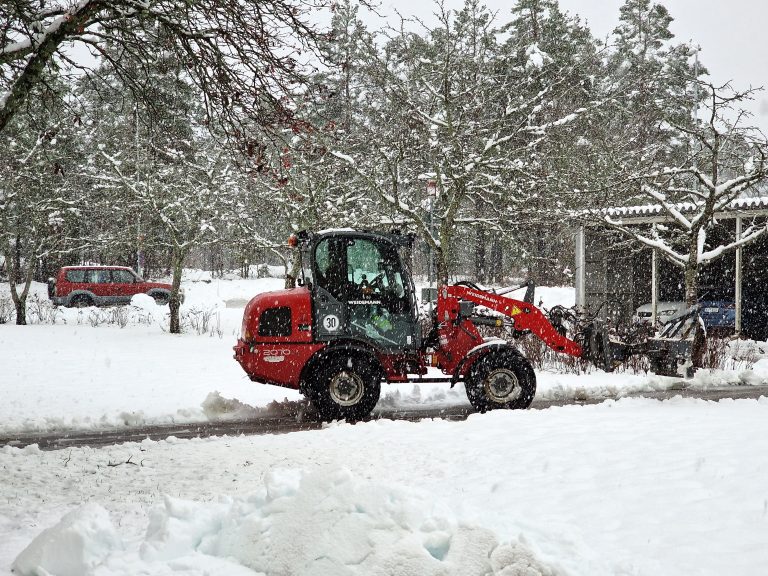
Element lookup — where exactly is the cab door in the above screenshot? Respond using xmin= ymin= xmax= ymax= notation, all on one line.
xmin=313 ymin=234 xmax=419 ymax=353
xmin=313 ymin=237 xmax=348 ymax=339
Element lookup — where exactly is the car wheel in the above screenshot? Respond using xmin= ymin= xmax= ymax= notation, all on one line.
xmin=312 ymin=354 xmax=381 ymax=421
xmin=151 ymin=292 xmax=170 ymax=305
xmin=465 ymin=348 xmax=536 ymax=412
xmin=70 ymin=295 xmax=93 ymax=308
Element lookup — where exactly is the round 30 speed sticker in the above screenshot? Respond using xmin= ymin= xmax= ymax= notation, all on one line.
xmin=322 ymin=314 xmax=340 ymax=331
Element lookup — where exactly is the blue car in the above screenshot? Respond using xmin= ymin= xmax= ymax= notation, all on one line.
xmin=698 ymin=300 xmax=736 ymax=329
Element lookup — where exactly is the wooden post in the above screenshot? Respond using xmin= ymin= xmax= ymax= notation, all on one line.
xmin=575 ymin=225 xmax=586 ymax=309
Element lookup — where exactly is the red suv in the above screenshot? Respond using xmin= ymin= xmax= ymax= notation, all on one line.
xmin=48 ymin=266 xmax=177 ymax=307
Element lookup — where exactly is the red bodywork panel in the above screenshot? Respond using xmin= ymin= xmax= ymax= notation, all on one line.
xmin=234 ymin=287 xmax=323 ymax=388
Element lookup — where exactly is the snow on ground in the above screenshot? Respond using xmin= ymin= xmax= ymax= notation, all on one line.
xmin=1 ymin=277 xmax=767 ymax=434
xmin=3 ymin=398 xmax=768 ymax=575
xmin=3 ymin=273 xmax=768 ymax=574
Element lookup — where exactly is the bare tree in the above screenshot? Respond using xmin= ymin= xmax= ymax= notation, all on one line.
xmin=602 ymin=81 xmax=768 ymax=366
xmin=100 ymin=142 xmax=246 ymax=333
xmin=331 ymin=0 xmax=602 ymax=285
xmin=1 ymin=0 xmax=329 ymax=137
xmin=0 ymin=86 xmax=87 ymax=324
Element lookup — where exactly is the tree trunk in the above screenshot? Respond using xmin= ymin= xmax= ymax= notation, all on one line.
xmin=474 ymin=225 xmax=486 ymax=283
xmin=13 ymin=233 xmax=22 ymax=284
xmin=284 ymin=248 xmax=299 ymax=289
xmin=4 ymin=242 xmax=35 ymax=325
xmin=684 ymin=261 xmax=705 ymax=369
xmin=436 ymin=246 xmax=449 ymax=288
xmin=169 ymin=246 xmax=186 ymax=334
xmin=489 ymin=238 xmax=503 ymax=284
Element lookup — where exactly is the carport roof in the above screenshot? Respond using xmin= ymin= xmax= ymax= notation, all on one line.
xmin=605 ymin=196 xmax=768 ymax=222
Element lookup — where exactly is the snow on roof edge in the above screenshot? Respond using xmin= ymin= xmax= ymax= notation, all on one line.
xmin=606 ymin=196 xmax=768 ymax=218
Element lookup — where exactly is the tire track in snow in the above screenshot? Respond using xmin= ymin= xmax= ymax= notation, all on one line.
xmin=3 ymin=385 xmax=767 ymax=450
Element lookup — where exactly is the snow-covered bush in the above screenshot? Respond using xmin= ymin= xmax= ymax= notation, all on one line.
xmin=180 ymin=306 xmax=222 ymax=337
xmin=0 ymin=294 xmax=14 ymax=324
xmin=704 ymin=337 xmax=763 ymax=372
xmin=26 ymin=294 xmax=60 ymax=325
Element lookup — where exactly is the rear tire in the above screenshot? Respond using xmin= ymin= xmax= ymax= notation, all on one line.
xmin=70 ymin=295 xmax=93 ymax=308
xmin=465 ymin=348 xmax=536 ymax=412
xmin=312 ymin=354 xmax=381 ymax=421
xmin=152 ymin=292 xmax=170 ymax=305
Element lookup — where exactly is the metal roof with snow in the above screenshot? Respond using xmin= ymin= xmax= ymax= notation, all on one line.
xmin=605 ymin=196 xmax=768 ymax=222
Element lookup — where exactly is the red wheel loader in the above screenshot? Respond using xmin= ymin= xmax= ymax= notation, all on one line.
xmin=234 ymin=229 xmax=641 ymax=421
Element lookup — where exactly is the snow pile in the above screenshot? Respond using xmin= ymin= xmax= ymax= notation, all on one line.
xmin=742 ymin=357 xmax=768 ymax=385
xmin=129 ymin=292 xmax=158 ymax=312
xmin=5 ymin=399 xmax=768 ymax=575
xmin=377 ymin=382 xmax=468 ymax=409
xmin=201 ymin=391 xmax=262 ymax=421
xmin=668 ymin=358 xmax=768 ymax=389
xmin=14 ymin=469 xmax=560 ymax=576
xmin=201 ymin=391 xmax=312 ymax=421
xmin=12 ymin=503 xmax=123 ymax=576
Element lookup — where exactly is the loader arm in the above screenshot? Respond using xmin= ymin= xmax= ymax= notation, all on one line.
xmin=445 ymin=284 xmax=584 ymax=357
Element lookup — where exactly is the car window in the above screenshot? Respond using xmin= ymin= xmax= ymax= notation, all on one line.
xmin=85 ymin=269 xmax=110 ymax=284
xmin=111 ymin=270 xmax=135 ymax=283
xmin=65 ymin=270 xmax=86 ymax=283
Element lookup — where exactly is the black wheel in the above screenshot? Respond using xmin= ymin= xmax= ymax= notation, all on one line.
xmin=465 ymin=348 xmax=536 ymax=412
xmin=311 ymin=354 xmax=381 ymax=421
xmin=70 ymin=295 xmax=93 ymax=308
xmin=152 ymin=292 xmax=170 ymax=305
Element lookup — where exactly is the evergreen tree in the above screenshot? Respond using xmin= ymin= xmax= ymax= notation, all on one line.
xmin=498 ymin=0 xmax=602 ymax=284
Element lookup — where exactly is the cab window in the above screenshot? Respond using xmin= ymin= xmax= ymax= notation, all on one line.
xmin=314 ymin=238 xmax=348 ymax=300
xmin=315 ymin=236 xmax=409 ymax=313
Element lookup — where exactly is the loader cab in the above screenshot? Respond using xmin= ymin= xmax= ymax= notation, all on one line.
xmin=306 ymin=230 xmax=420 ymax=352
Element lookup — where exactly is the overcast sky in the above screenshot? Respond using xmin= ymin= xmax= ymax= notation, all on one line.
xmin=369 ymin=0 xmax=768 ymax=133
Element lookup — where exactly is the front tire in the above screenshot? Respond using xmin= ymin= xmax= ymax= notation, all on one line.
xmin=465 ymin=348 xmax=536 ymax=412
xmin=312 ymin=354 xmax=381 ymax=421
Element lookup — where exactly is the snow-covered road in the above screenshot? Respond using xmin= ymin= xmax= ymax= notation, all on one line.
xmin=3 ymin=398 xmax=768 ymax=576
xmin=4 ymin=385 xmax=768 ymax=451
xmin=2 ymin=316 xmax=765 ymax=435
